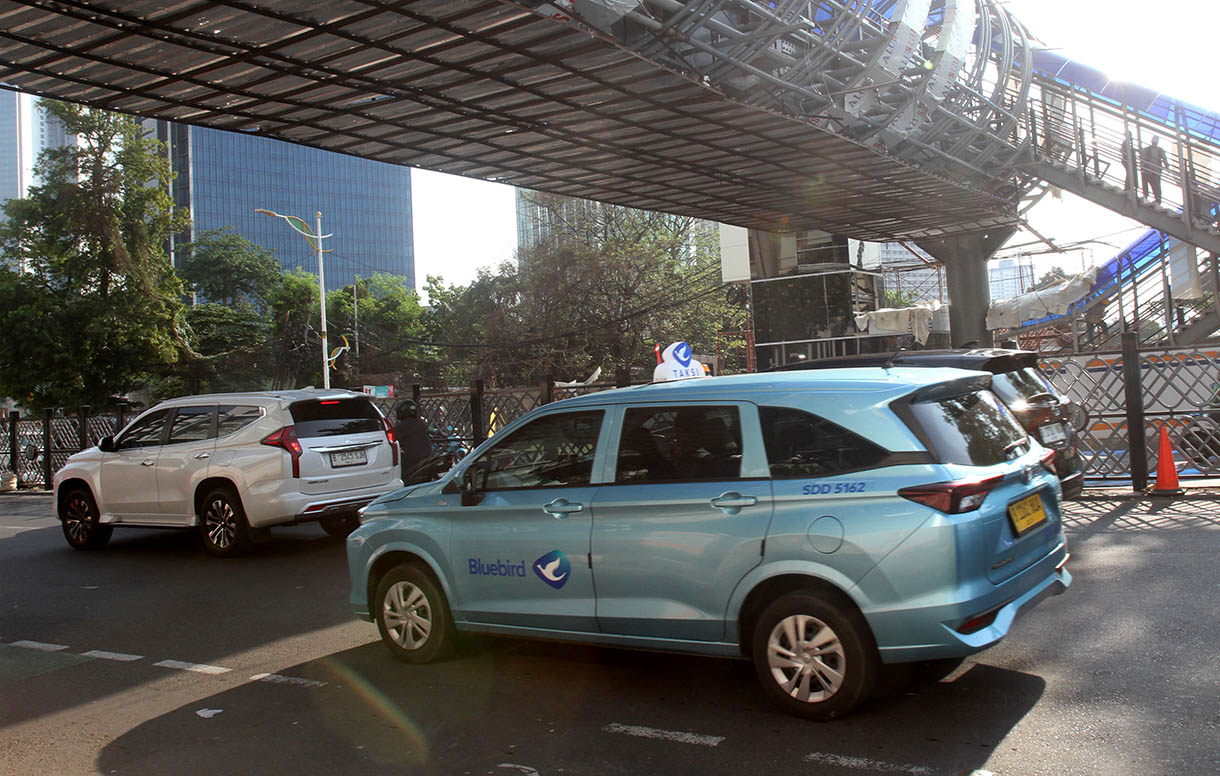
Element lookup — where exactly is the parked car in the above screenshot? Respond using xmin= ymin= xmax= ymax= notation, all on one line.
xmin=53 ymin=390 xmax=403 ymax=556
xmin=347 ymin=367 xmax=1071 ymax=719
xmin=772 ymin=349 xmax=1086 ymax=499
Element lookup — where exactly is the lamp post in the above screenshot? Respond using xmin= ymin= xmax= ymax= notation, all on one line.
xmin=255 ymin=208 xmax=334 ymax=389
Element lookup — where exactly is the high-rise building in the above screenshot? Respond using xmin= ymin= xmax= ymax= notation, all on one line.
xmin=0 ymin=91 xmax=75 ymax=211
xmin=157 ymin=123 xmax=414 ymax=291
xmin=988 ymin=257 xmax=1036 ymax=301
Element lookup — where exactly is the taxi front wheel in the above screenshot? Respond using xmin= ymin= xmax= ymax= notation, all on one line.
xmin=375 ymin=564 xmax=454 ymax=664
xmin=751 ymin=591 xmax=879 ymax=720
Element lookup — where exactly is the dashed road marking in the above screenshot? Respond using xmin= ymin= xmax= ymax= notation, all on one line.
xmin=804 ymin=752 xmax=933 ymax=774
xmin=154 ymin=659 xmax=231 ymax=675
xmin=603 ymin=722 xmax=724 ymax=747
xmin=10 ymin=640 xmax=70 ymax=652
xmin=250 ymin=672 xmax=326 ymax=688
xmin=81 ymin=650 xmax=144 ymax=662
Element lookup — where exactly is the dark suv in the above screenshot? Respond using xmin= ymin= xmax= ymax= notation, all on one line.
xmin=773 ymin=349 xmax=1085 ymax=499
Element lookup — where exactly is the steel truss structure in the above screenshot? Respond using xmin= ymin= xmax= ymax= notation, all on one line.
xmin=0 ymin=0 xmax=1044 ymax=241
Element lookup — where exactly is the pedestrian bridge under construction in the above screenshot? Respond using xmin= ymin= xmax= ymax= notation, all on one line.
xmin=1 ymin=0 xmax=1218 ymax=343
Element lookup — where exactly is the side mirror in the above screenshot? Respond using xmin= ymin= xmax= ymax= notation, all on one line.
xmin=98 ymin=436 xmax=115 ymax=453
xmin=460 ymin=462 xmax=486 ymax=506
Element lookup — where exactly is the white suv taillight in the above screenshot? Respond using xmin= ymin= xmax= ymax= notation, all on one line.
xmin=262 ymin=425 xmax=303 ymax=478
xmin=898 ymin=474 xmax=1003 ymax=514
xmin=382 ymin=417 xmax=399 ymax=468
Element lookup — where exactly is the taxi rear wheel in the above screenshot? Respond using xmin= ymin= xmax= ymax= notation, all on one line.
xmin=750 ymin=591 xmax=878 ymax=720
xmin=375 ymin=564 xmax=453 ymax=664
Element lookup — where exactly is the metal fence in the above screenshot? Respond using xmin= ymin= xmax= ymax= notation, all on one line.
xmin=10 ymin=344 xmax=1217 ymax=492
xmin=1040 ymin=334 xmax=1220 ymax=485
xmin=2 ymin=411 xmax=123 ymax=490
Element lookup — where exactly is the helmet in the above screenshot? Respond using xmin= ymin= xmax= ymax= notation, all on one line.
xmin=394 ymin=399 xmax=418 ymax=420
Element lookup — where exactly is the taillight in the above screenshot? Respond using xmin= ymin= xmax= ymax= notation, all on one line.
xmin=1039 ymin=447 xmax=1057 ymax=475
xmin=382 ymin=417 xmax=399 ymax=468
xmin=898 ymin=474 xmax=1003 ymax=514
xmin=262 ymin=425 xmax=303 ymax=478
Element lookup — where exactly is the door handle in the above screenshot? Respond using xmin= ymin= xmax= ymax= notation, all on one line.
xmin=141 ymin=460 xmax=155 ymax=466
xmin=543 ymin=498 xmax=584 ymax=518
xmin=710 ymin=492 xmax=757 ymax=513
xmin=194 ymin=453 xmax=211 ymax=459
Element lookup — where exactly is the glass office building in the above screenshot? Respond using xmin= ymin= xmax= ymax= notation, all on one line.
xmin=162 ymin=124 xmax=414 ymax=291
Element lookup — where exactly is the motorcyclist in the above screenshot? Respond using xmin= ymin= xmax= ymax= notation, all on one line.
xmin=392 ymin=399 xmax=433 ymax=482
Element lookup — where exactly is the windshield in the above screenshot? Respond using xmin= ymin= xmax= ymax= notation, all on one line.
xmin=990 ymin=367 xmax=1057 ymax=407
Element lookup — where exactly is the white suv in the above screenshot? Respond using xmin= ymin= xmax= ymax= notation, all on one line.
xmin=53 ymin=390 xmax=403 ymax=556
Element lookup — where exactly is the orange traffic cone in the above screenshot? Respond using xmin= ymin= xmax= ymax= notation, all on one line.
xmin=1151 ymin=425 xmax=1183 ymax=496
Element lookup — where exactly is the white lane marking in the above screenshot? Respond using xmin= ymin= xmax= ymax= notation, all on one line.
xmin=497 ymin=765 xmax=540 ymax=775
xmin=250 ymin=672 xmax=326 ymax=688
xmin=804 ymin=752 xmax=933 ymax=774
xmin=10 ymin=640 xmax=70 ymax=652
xmin=81 ymin=650 xmax=144 ymax=662
xmin=603 ymin=722 xmax=724 ymax=747
xmin=154 ymin=659 xmax=231 ymax=675
xmin=196 ymin=708 xmax=224 ymax=718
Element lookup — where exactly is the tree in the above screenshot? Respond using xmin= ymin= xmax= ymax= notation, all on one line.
xmin=0 ymin=101 xmax=189 ymax=410
xmin=265 ymin=269 xmax=319 ymax=389
xmin=176 ymin=228 xmax=281 ymax=309
xmin=1030 ymin=265 xmax=1068 ymax=291
xmin=883 ymin=288 xmax=924 ymax=308
xmin=420 ymin=192 xmax=747 ymax=386
xmin=324 ymin=273 xmax=427 ymax=387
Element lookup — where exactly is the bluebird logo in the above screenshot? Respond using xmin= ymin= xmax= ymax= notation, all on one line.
xmin=533 ymin=550 xmax=571 ymax=589
xmin=672 ymin=341 xmax=693 ymax=367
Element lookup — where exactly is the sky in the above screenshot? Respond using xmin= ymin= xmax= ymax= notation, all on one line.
xmin=409 ymin=0 xmax=1220 ymax=292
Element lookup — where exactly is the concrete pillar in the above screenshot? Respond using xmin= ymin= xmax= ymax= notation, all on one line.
xmin=915 ymin=228 xmax=1015 ymax=348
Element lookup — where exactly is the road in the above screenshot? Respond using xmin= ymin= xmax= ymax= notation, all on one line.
xmin=1 ymin=492 xmax=1218 ymax=776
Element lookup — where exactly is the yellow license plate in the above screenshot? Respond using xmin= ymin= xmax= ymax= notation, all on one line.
xmin=1008 ymin=493 xmax=1047 ymax=536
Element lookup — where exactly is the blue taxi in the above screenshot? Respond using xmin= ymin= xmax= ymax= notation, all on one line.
xmin=347 ymin=367 xmax=1071 ymax=719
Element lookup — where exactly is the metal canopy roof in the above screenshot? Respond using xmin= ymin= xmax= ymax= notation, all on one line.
xmin=0 ymin=0 xmax=1018 ymax=240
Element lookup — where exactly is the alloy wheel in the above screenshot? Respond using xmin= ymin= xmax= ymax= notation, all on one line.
xmin=64 ymin=496 xmax=93 ymax=544
xmin=382 ymin=581 xmax=433 ymax=650
xmin=766 ymin=614 xmax=846 ymax=703
xmin=204 ymin=499 xmax=236 ymax=550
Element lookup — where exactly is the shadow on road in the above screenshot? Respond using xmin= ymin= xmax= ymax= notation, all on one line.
xmin=96 ymin=637 xmax=1045 ymax=775
xmin=0 ymin=520 xmax=355 ymax=729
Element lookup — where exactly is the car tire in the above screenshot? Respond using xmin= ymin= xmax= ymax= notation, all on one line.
xmin=198 ymin=487 xmax=251 ymax=557
xmin=320 ymin=514 xmax=359 ymax=538
xmin=750 ymin=590 xmax=879 ymax=720
xmin=374 ymin=563 xmax=454 ymax=664
xmin=60 ymin=487 xmax=113 ymax=551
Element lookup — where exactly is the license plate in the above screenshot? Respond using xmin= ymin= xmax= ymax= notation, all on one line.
xmin=1038 ymin=422 xmax=1067 ymax=446
xmin=329 ymin=448 xmax=368 ymax=468
xmin=1008 ymin=493 xmax=1047 ymax=536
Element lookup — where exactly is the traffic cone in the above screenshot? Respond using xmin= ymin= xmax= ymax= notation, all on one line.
xmin=1151 ymin=425 xmax=1183 ymax=496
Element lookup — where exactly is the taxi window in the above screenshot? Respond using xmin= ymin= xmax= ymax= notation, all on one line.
xmin=166 ymin=406 xmax=215 ymax=444
xmin=759 ymin=407 xmax=888 ymax=478
xmin=909 ymin=389 xmax=1028 ymax=466
xmin=479 ymin=411 xmax=603 ymax=490
xmin=990 ymin=367 xmax=1057 ymax=406
xmin=615 ymin=406 xmax=742 ymax=482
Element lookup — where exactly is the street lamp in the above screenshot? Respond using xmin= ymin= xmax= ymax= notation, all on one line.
xmin=255 ymin=208 xmax=334 ymax=389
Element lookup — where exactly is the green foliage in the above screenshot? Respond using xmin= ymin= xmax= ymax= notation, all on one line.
xmin=177 ymin=228 xmax=281 ymax=310
xmin=265 ymin=269 xmax=319 ymax=389
xmin=883 ymin=288 xmax=924 ymax=309
xmin=325 ymin=273 xmax=427 ymax=386
xmin=420 ymin=193 xmax=747 ymax=386
xmin=0 ymin=101 xmax=189 ymax=411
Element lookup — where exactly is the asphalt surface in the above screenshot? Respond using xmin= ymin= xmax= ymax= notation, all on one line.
xmin=1 ymin=491 xmax=1218 ymax=775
